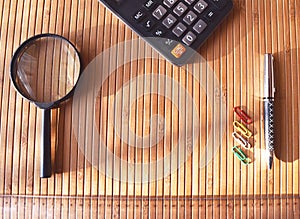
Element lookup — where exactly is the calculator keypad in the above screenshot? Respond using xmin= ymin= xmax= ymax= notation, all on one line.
xmin=136 ymin=0 xmax=213 ymax=48
xmin=131 ymin=0 xmax=226 ymax=55
xmin=127 ymin=0 xmax=232 ymax=63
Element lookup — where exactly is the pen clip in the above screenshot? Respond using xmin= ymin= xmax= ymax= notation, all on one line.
xmin=233 ymin=121 xmax=252 ymax=138
xmin=264 ymin=54 xmax=275 ymax=98
xmin=232 ymin=132 xmax=251 ymax=149
xmin=233 ymin=106 xmax=253 ymax=124
xmin=232 ymin=146 xmax=251 ymax=165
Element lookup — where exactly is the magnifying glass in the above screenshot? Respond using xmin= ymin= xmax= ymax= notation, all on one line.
xmin=10 ymin=34 xmax=81 ymax=178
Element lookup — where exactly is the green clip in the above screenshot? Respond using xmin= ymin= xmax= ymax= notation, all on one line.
xmin=232 ymin=146 xmax=251 ymax=165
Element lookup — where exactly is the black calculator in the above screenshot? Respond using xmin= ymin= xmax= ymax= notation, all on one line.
xmin=98 ymin=0 xmax=233 ymax=66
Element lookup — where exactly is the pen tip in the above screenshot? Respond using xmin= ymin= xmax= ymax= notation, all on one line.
xmin=268 ymin=156 xmax=273 ymax=169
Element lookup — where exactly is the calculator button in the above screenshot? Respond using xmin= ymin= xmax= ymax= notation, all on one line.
xmin=152 ymin=5 xmax=167 ymax=20
xmin=162 ymin=14 xmax=177 ymax=28
xmin=142 ymin=18 xmax=156 ymax=31
xmin=153 ymin=26 xmax=166 ymax=37
xmin=171 ymin=43 xmax=186 ymax=58
xmin=172 ymin=22 xmax=187 ymax=37
xmin=164 ymin=39 xmax=176 ymax=47
xmin=182 ymin=31 xmax=196 ymax=46
xmin=205 ymin=10 xmax=216 ymax=20
xmin=144 ymin=0 xmax=156 ymax=10
xmin=133 ymin=9 xmax=146 ymax=22
xmin=183 ymin=11 xmax=197 ymax=25
xmin=193 ymin=19 xmax=207 ymax=33
xmin=184 ymin=0 xmax=196 ymax=5
xmin=211 ymin=0 xmax=228 ymax=9
xmin=163 ymin=0 xmax=178 ymax=8
xmin=194 ymin=0 xmax=208 ymax=14
xmin=173 ymin=2 xmax=188 ymax=17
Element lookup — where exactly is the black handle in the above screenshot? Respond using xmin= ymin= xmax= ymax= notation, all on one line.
xmin=40 ymin=108 xmax=52 ymax=178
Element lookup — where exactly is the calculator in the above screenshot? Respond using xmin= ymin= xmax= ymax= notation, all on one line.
xmin=98 ymin=0 xmax=233 ymax=66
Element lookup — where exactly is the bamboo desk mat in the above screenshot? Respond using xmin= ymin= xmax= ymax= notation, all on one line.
xmin=0 ymin=0 xmax=299 ymax=218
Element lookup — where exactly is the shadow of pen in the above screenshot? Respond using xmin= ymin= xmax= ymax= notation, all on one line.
xmin=273 ymin=48 xmax=299 ymax=163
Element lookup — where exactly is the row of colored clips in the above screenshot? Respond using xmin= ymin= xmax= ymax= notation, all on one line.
xmin=233 ymin=106 xmax=253 ymax=124
xmin=232 ymin=132 xmax=251 ymax=149
xmin=233 ymin=121 xmax=252 ymax=138
xmin=232 ymin=146 xmax=251 ymax=165
xmin=232 ymin=107 xmax=253 ymax=165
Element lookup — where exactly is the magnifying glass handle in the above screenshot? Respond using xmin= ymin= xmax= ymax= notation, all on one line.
xmin=41 ymin=108 xmax=52 ymax=178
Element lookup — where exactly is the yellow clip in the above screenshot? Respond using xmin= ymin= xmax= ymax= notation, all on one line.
xmin=232 ymin=132 xmax=251 ymax=149
xmin=233 ymin=121 xmax=252 ymax=138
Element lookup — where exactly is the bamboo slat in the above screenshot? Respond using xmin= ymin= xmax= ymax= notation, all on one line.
xmin=0 ymin=0 xmax=299 ymax=218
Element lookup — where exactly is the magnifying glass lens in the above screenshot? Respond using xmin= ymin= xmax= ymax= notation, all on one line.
xmin=14 ymin=36 xmax=80 ymax=103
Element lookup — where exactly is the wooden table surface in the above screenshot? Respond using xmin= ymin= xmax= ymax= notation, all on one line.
xmin=0 ymin=0 xmax=299 ymax=218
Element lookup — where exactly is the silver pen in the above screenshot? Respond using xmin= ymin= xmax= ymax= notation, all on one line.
xmin=263 ymin=54 xmax=275 ymax=169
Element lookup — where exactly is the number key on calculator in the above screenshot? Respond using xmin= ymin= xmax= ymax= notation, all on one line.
xmin=98 ymin=0 xmax=233 ymax=66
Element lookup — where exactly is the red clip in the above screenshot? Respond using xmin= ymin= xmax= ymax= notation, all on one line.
xmin=233 ymin=106 xmax=253 ymax=124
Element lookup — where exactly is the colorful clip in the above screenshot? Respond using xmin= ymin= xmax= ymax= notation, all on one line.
xmin=233 ymin=121 xmax=252 ymax=138
xmin=232 ymin=132 xmax=251 ymax=149
xmin=232 ymin=146 xmax=251 ymax=165
xmin=233 ymin=106 xmax=253 ymax=124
